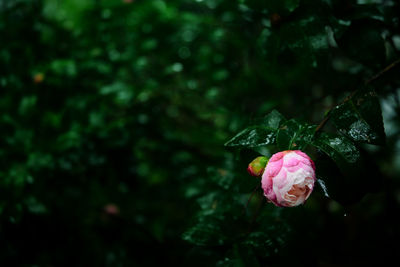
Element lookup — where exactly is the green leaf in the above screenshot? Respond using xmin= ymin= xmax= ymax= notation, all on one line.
xmin=182 ymin=214 xmax=227 ymax=246
xmin=266 ymin=3 xmax=342 ymax=68
xmin=343 ymin=4 xmax=385 ymax=22
xmin=312 ymin=133 xmax=363 ymax=204
xmin=265 ymin=0 xmax=300 ymax=14
xmin=330 ymin=88 xmax=385 ymax=145
xmin=257 ymin=109 xmax=286 ymax=129
xmin=312 ymin=132 xmax=360 ymax=165
xmin=337 ymin=19 xmax=385 ymax=67
xmin=312 ymin=132 xmax=383 ymax=205
xmin=285 ymin=0 xmax=300 ymax=12
xmin=224 ymin=126 xmax=277 ymax=147
xmin=276 ymin=119 xmax=316 ymax=150
xmin=225 ymin=110 xmax=285 ymax=147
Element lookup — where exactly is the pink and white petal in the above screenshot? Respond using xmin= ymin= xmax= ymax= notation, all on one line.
xmin=265 ymin=157 xmax=283 ymax=177
xmin=269 ymin=151 xmax=286 ymax=162
xmin=295 ymin=150 xmax=316 ymax=170
xmin=273 ymin=169 xmax=289 ymax=190
xmin=261 ymin=174 xmax=273 ymax=197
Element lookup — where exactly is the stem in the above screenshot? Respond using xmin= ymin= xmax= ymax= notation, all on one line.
xmin=241 ymin=185 xmax=260 ymax=216
xmin=246 ymin=197 xmax=265 ymax=235
xmin=364 ymin=58 xmax=400 ymax=85
xmin=314 ymin=115 xmax=330 ymax=134
xmin=315 ymin=58 xmax=400 ymax=134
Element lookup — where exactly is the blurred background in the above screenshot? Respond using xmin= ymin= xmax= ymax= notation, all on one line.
xmin=1 ymin=0 xmax=400 ymax=266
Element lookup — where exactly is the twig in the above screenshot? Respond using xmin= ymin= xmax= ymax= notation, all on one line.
xmin=314 ymin=115 xmax=330 ymax=134
xmin=314 ymin=90 xmax=357 ymax=134
xmin=246 ymin=197 xmax=265 ymax=235
xmin=364 ymin=58 xmax=400 ymax=85
xmin=241 ymin=185 xmax=260 ymax=216
xmin=315 ymin=58 xmax=400 ymax=134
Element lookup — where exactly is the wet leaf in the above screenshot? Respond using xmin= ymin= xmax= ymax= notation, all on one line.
xmin=312 ymin=132 xmax=360 ymax=165
xmin=224 ymin=126 xmax=277 ymax=147
xmin=257 ymin=109 xmax=286 ymax=129
xmin=276 ymin=119 xmax=316 ymax=150
xmin=225 ymin=110 xmax=285 ymax=147
xmin=330 ymin=88 xmax=385 ymax=145
xmin=310 ymin=132 xmax=381 ymax=204
xmin=267 ymin=2 xmax=342 ymax=68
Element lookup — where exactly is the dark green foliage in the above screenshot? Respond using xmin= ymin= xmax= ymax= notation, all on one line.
xmin=313 ymin=132 xmax=361 ymax=165
xmin=330 ymin=88 xmax=386 ymax=145
xmin=337 ymin=19 xmax=386 ymax=67
xmin=224 ymin=126 xmax=278 ymax=148
xmin=224 ymin=110 xmax=284 ymax=147
xmin=264 ymin=0 xmax=300 ymax=14
xmin=1 ymin=0 xmax=400 ymax=266
xmin=276 ymin=119 xmax=316 ymax=150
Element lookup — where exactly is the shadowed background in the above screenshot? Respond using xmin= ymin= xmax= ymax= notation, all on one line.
xmin=1 ymin=0 xmax=400 ymax=266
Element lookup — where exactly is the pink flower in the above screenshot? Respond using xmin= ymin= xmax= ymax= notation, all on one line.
xmin=261 ymin=150 xmax=315 ymax=207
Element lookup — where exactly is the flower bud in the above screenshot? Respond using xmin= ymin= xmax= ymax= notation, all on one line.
xmin=261 ymin=150 xmax=315 ymax=207
xmin=247 ymin=156 xmax=269 ymax=177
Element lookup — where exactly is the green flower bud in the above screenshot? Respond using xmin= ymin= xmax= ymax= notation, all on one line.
xmin=247 ymin=156 xmax=269 ymax=177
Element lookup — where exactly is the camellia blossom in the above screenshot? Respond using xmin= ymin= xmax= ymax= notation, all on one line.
xmin=261 ymin=150 xmax=316 ymax=207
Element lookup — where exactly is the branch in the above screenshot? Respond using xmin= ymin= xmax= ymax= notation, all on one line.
xmin=241 ymin=185 xmax=260 ymax=216
xmin=315 ymin=90 xmax=357 ymax=134
xmin=315 ymin=58 xmax=400 ymax=134
xmin=246 ymin=196 xmax=265 ymax=235
xmin=364 ymin=58 xmax=400 ymax=85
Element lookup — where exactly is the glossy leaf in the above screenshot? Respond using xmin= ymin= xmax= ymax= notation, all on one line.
xmin=258 ymin=109 xmax=286 ymax=129
xmin=276 ymin=119 xmax=316 ymax=150
xmin=311 ymin=131 xmax=383 ymax=204
xmin=312 ymin=132 xmax=360 ymax=165
xmin=330 ymin=88 xmax=385 ymax=145
xmin=224 ymin=126 xmax=277 ymax=148
xmin=225 ymin=110 xmax=285 ymax=147
xmin=269 ymin=2 xmax=342 ymax=68
xmin=312 ymin=133 xmax=366 ymax=204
